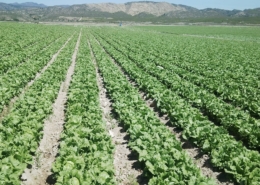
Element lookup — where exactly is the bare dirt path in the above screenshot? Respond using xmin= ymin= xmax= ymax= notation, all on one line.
xmin=0 ymin=33 xmax=75 ymax=124
xmin=93 ymin=36 xmax=235 ymax=185
xmin=88 ymin=40 xmax=146 ymax=185
xmin=21 ymin=30 xmax=81 ymax=185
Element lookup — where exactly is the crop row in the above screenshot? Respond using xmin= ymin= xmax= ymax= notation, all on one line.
xmin=137 ymin=26 xmax=260 ymax=41
xmin=95 ymin=29 xmax=260 ymax=118
xmin=120 ymin=28 xmax=260 ymax=82
xmin=0 ymin=31 xmax=68 ymax=75
xmin=0 ymin=34 xmax=60 ymax=74
xmin=0 ymin=33 xmax=74 ymax=114
xmin=51 ymin=33 xmax=116 ymax=185
xmin=93 ymin=33 xmax=260 ymax=184
xmin=89 ymin=35 xmax=216 ymax=184
xmin=0 ymin=23 xmax=75 ymax=58
xmin=0 ymin=23 xmax=48 ymax=57
xmin=0 ymin=33 xmax=78 ymax=184
xmin=94 ymin=32 xmax=260 ymax=148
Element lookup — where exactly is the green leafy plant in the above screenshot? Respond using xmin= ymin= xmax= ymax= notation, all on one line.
xmin=89 ymin=34 xmax=216 ymax=184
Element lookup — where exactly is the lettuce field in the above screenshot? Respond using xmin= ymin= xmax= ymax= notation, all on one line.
xmin=0 ymin=22 xmax=260 ymax=185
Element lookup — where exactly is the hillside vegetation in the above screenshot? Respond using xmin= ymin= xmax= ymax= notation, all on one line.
xmin=0 ymin=1 xmax=260 ymax=24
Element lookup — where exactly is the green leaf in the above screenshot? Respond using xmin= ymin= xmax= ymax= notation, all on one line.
xmin=97 ymin=171 xmax=110 ymax=184
xmin=145 ymin=161 xmax=155 ymax=175
xmin=69 ymin=177 xmax=80 ymax=185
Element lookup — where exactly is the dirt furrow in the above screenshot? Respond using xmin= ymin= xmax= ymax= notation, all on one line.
xmin=93 ymin=36 xmax=235 ymax=185
xmin=0 ymin=33 xmax=75 ymax=124
xmin=88 ymin=40 xmax=146 ymax=185
xmin=21 ymin=31 xmax=81 ymax=185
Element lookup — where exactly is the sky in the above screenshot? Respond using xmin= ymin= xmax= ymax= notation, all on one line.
xmin=1 ymin=0 xmax=260 ymax=10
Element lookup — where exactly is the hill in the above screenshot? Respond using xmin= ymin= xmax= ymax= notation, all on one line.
xmin=0 ymin=1 xmax=259 ymax=24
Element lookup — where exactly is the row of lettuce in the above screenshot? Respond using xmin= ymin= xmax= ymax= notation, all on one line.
xmin=90 ymin=30 xmax=260 ymax=184
xmin=0 ymin=24 xmax=76 ymax=75
xmin=105 ymin=28 xmax=260 ymax=119
xmin=0 ymin=23 xmax=53 ymax=59
xmin=1 ymin=32 xmax=59 ymax=74
xmin=49 ymin=31 xmax=217 ymax=184
xmin=0 ymin=31 xmax=74 ymax=115
xmin=88 ymin=35 xmax=216 ymax=184
xmin=94 ymin=30 xmax=260 ymax=149
xmin=19 ymin=31 xmax=218 ymax=184
xmin=1 ymin=29 xmax=115 ymax=184
xmin=137 ymin=26 xmax=260 ymax=41
xmin=51 ymin=32 xmax=116 ymax=184
xmin=0 ymin=31 xmax=78 ymax=184
xmin=2 ymin=26 xmax=259 ymax=184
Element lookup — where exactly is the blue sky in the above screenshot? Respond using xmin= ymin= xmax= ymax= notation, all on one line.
xmin=2 ymin=0 xmax=260 ymax=10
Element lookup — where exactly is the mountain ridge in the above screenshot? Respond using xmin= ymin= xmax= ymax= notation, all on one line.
xmin=10 ymin=2 xmax=46 ymax=7
xmin=0 ymin=1 xmax=260 ymax=24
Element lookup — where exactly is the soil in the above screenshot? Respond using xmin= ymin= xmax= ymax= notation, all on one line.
xmin=89 ymin=40 xmax=146 ymax=185
xmin=94 ymin=36 xmax=235 ymax=185
xmin=20 ymin=31 xmax=81 ymax=185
